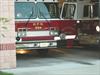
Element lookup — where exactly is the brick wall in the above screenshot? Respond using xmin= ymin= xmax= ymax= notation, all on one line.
xmin=0 ymin=0 xmax=16 ymax=69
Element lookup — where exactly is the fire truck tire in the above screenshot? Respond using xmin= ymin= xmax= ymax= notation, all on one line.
xmin=37 ymin=49 xmax=48 ymax=55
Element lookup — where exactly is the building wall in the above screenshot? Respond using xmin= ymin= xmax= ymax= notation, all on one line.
xmin=0 ymin=0 xmax=16 ymax=69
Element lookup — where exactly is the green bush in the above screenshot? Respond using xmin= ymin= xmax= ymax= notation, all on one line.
xmin=0 ymin=71 xmax=14 ymax=75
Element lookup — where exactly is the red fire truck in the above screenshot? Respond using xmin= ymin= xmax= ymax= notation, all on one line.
xmin=15 ymin=0 xmax=77 ymax=54
xmin=60 ymin=0 xmax=100 ymax=48
xmin=74 ymin=0 xmax=100 ymax=47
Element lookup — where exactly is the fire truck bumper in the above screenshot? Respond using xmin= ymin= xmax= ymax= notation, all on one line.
xmin=16 ymin=40 xmax=69 ymax=50
xmin=16 ymin=41 xmax=57 ymax=49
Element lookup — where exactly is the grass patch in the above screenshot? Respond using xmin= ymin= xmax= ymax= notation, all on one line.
xmin=0 ymin=71 xmax=14 ymax=75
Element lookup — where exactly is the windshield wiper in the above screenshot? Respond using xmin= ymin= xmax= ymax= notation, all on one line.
xmin=39 ymin=8 xmax=51 ymax=31
xmin=25 ymin=7 xmax=34 ymax=29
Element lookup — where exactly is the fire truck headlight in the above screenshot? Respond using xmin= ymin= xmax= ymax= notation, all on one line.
xmin=50 ymin=31 xmax=59 ymax=36
xmin=18 ymin=31 xmax=26 ymax=37
xmin=96 ymin=26 xmax=100 ymax=32
xmin=77 ymin=20 xmax=80 ymax=23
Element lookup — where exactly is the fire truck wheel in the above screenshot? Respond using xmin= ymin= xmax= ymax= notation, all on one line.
xmin=37 ymin=49 xmax=48 ymax=56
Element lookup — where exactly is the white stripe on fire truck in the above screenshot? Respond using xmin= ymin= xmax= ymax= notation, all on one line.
xmin=16 ymin=31 xmax=50 ymax=37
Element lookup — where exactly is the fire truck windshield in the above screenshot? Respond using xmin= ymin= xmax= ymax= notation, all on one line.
xmin=15 ymin=2 xmax=59 ymax=19
xmin=15 ymin=2 xmax=36 ymax=19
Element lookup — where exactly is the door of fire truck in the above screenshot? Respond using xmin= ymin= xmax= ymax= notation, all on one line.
xmin=60 ymin=1 xmax=77 ymax=48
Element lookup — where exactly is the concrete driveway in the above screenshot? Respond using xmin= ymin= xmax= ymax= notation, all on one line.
xmin=2 ymin=48 xmax=100 ymax=75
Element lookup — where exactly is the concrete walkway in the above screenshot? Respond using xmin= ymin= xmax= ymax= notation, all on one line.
xmin=2 ymin=60 xmax=100 ymax=75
